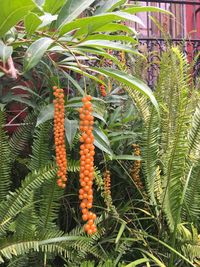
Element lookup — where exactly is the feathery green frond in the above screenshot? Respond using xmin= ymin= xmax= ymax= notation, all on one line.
xmin=68 ymin=159 xmax=80 ymax=172
xmin=39 ymin=177 xmax=64 ymax=230
xmin=0 ymin=111 xmax=11 ymax=201
xmin=0 ymin=239 xmax=39 ymax=263
xmin=7 ymin=255 xmax=29 ymax=267
xmin=162 ymin=49 xmax=191 ymax=231
xmin=29 ymin=122 xmax=52 ymax=171
xmin=14 ymin=193 xmax=38 ymax=239
xmin=0 ymin=234 xmax=86 ymax=263
xmin=9 ymin=111 xmax=37 ymax=161
xmin=188 ymin=104 xmax=200 ymax=159
xmin=142 ymin=108 xmax=161 ymax=209
xmin=0 ymin=165 xmax=56 ymax=235
xmin=183 ymin=164 xmax=200 ymax=222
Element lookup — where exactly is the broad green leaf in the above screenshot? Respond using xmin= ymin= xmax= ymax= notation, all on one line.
xmin=93 ymin=127 xmax=113 ymax=156
xmin=76 ymin=40 xmax=141 ymax=57
xmin=59 ymin=11 xmax=144 ymax=36
xmin=64 ymin=118 xmax=79 ymax=149
xmin=57 ymin=0 xmax=96 ymax=28
xmin=24 ymin=12 xmax=42 ymax=36
xmin=115 ymin=221 xmax=126 ymax=243
xmin=0 ymin=42 xmax=13 ymax=64
xmin=11 ymin=86 xmax=41 ymax=99
xmin=93 ymin=126 xmax=110 ymax=145
xmin=11 ymin=96 xmax=36 ymax=108
xmin=94 ymin=139 xmax=113 ymax=156
xmin=138 ymin=250 xmax=166 ymax=267
xmin=61 ymin=71 xmax=85 ymax=96
xmin=123 ymin=6 xmax=173 ymax=16
xmin=35 ymin=0 xmax=44 ymax=5
xmin=36 ymin=104 xmax=54 ymax=126
xmin=38 ymin=13 xmax=58 ymax=28
xmin=97 ymin=23 xmax=137 ymax=34
xmin=109 ymin=134 xmax=137 ymax=143
xmin=93 ymin=68 xmax=159 ymax=114
xmin=60 ymin=56 xmax=98 ymax=62
xmin=92 ymin=112 xmax=107 ymax=124
xmin=95 ymin=0 xmax=126 ymax=14
xmin=125 ymin=258 xmax=150 ymax=267
xmin=74 ymin=11 xmax=144 ymax=37
xmin=112 ymin=154 xmax=141 ymax=161
xmin=60 ymin=65 xmax=107 ymax=85
xmin=73 ymin=47 xmax=121 ymax=66
xmin=84 ymin=34 xmax=137 ymax=44
xmin=0 ymin=0 xmax=36 ymax=37
xmin=24 ymin=37 xmax=53 ymax=72
xmin=43 ymin=0 xmax=66 ymax=14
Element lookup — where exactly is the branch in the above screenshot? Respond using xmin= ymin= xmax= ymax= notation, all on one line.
xmin=7 ymin=56 xmax=18 ymax=79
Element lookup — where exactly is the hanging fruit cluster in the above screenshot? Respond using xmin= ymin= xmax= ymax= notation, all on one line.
xmin=103 ymin=170 xmax=113 ymax=208
xmin=79 ymin=95 xmax=97 ymax=235
xmin=53 ymin=86 xmax=67 ymax=189
xmin=119 ymin=51 xmax=126 ymax=67
xmin=131 ymin=144 xmax=143 ymax=190
xmin=100 ymin=84 xmax=107 ymax=97
xmin=104 ymin=170 xmax=111 ymax=196
xmin=98 ymin=75 xmax=107 ymax=97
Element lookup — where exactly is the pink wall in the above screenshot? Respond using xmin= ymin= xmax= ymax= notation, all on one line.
xmin=186 ymin=0 xmax=200 ymax=39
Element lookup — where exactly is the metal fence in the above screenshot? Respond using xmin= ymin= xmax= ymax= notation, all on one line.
xmin=128 ymin=0 xmax=200 ymax=86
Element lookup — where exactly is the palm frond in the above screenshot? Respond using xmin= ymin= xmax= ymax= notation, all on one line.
xmin=0 ymin=111 xmax=11 ymax=201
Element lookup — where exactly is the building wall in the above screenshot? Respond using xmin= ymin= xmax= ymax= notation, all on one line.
xmin=128 ymin=0 xmax=200 ymax=39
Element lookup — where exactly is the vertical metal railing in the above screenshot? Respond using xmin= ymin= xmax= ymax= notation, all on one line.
xmin=128 ymin=0 xmax=200 ymax=86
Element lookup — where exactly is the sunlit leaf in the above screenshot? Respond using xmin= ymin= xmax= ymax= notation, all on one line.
xmin=36 ymin=104 xmax=54 ymax=126
xmin=0 ymin=0 xmax=36 ymax=36
xmin=65 ymin=118 xmax=79 ymax=149
xmin=24 ymin=37 xmax=53 ymax=72
xmin=24 ymin=12 xmax=42 ymax=36
xmin=57 ymin=0 xmax=96 ymax=28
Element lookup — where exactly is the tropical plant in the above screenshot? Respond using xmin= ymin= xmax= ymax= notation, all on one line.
xmin=3 ymin=0 xmax=199 ymax=266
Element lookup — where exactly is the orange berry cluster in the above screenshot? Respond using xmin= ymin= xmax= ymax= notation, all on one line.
xmin=53 ymin=86 xmax=67 ymax=189
xmin=131 ymin=144 xmax=143 ymax=190
xmin=79 ymin=95 xmax=97 ymax=235
xmin=100 ymin=84 xmax=107 ymax=97
xmin=98 ymin=76 xmax=107 ymax=97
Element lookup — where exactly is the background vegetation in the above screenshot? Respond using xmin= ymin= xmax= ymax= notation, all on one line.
xmin=0 ymin=0 xmax=199 ymax=266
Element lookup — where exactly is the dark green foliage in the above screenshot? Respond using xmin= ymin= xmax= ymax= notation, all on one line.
xmin=0 ymin=165 xmax=56 ymax=236
xmin=9 ymin=111 xmax=37 ymax=161
xmin=0 ymin=111 xmax=11 ymax=201
xmin=29 ymin=122 xmax=52 ymax=171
